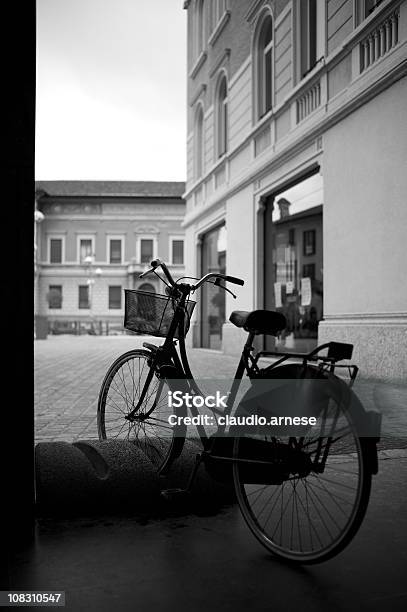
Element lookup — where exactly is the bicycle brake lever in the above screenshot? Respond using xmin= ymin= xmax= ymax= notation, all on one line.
xmin=216 ymin=281 xmax=237 ymax=299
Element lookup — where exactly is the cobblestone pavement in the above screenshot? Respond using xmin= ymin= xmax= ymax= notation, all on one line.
xmin=34 ymin=335 xmax=407 ymax=449
xmin=34 ymin=335 xmax=239 ymax=444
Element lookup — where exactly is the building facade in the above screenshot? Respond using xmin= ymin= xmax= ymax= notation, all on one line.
xmin=183 ymin=0 xmax=407 ymax=379
xmin=35 ymin=181 xmax=186 ymax=334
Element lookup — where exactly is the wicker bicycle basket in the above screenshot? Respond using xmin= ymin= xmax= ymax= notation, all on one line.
xmin=124 ymin=289 xmax=196 ymax=339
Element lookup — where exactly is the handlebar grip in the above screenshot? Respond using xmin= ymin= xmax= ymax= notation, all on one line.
xmin=222 ymin=275 xmax=244 ymax=286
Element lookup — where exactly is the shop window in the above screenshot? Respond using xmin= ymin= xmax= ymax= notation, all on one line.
xmin=264 ymin=171 xmax=324 ymax=353
xmin=200 ymin=224 xmax=227 ymax=349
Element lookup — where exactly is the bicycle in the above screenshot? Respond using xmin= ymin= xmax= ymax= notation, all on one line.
xmin=97 ymin=258 xmax=381 ymax=564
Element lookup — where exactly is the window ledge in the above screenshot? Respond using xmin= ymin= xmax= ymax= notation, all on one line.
xmin=208 ymin=11 xmax=231 ymax=46
xmin=251 ymin=109 xmax=274 ymax=135
xmin=214 ymin=153 xmax=227 ymax=169
xmin=189 ymin=50 xmax=207 ymax=79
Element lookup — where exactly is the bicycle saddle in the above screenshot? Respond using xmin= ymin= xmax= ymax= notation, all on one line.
xmin=229 ymin=310 xmax=286 ymax=336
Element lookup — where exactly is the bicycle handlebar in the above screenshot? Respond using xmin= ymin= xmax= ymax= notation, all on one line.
xmin=139 ymin=259 xmax=244 ymax=290
xmin=139 ymin=258 xmax=176 ymax=287
xmin=193 ymin=273 xmax=244 ymax=290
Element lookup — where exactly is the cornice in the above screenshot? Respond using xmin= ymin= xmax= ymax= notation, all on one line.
xmin=183 ymin=56 xmax=407 ymax=224
xmin=189 ymin=50 xmax=207 ymax=79
xmin=189 ymin=83 xmax=207 ymax=107
xmin=209 ymin=48 xmax=231 ymax=78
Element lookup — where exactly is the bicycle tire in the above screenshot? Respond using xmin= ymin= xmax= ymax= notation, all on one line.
xmin=97 ymin=349 xmax=186 ymax=473
xmin=232 ymin=366 xmax=372 ymax=564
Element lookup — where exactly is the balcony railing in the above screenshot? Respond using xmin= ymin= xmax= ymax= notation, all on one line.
xmin=296 ymin=80 xmax=321 ymax=123
xmin=360 ymin=6 xmax=400 ymax=72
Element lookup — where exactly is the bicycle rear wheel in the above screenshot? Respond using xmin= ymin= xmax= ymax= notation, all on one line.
xmin=233 ymin=382 xmax=372 ymax=564
xmin=97 ymin=349 xmax=186 ymax=473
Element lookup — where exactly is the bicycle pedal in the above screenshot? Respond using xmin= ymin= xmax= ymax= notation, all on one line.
xmin=160 ymin=488 xmax=191 ymax=503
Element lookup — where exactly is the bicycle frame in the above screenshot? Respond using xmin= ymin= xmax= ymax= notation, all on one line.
xmin=126 ymin=282 xmax=257 ymax=447
xmin=99 ymin=258 xmax=381 ymax=564
xmin=126 ymin=271 xmax=372 ymax=477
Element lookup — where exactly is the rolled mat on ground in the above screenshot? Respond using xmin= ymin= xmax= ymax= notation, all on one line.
xmin=34 ymin=438 xmax=235 ymax=515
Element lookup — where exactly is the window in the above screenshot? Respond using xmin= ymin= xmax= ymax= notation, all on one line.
xmin=109 ymin=239 xmax=122 ymax=264
xmin=48 ymin=285 xmax=62 ymax=309
xmin=356 ymin=0 xmax=383 ymax=24
xmin=195 ymin=106 xmax=204 ymax=180
xmin=78 ymin=285 xmax=90 ymax=309
xmin=216 ymin=75 xmax=228 ymax=158
xmin=172 ymin=240 xmax=184 ymax=265
xmin=299 ymin=0 xmax=317 ymax=78
xmin=211 ymin=0 xmax=226 ymax=30
xmin=195 ymin=0 xmax=205 ymax=56
xmin=140 ymin=239 xmax=154 ymax=264
xmin=109 ymin=286 xmax=122 ymax=309
xmin=49 ymin=238 xmax=62 ymax=264
xmin=288 ymin=229 xmax=295 ymax=246
xmin=303 ymin=230 xmax=316 ymax=256
xmin=303 ymin=263 xmax=315 ymax=279
xmin=257 ymin=14 xmax=274 ymax=118
xmin=79 ymin=238 xmax=93 ymax=263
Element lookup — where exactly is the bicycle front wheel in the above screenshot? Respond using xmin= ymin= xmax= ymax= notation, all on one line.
xmin=97 ymin=349 xmax=185 ymax=472
xmin=233 ymin=385 xmax=372 ymax=564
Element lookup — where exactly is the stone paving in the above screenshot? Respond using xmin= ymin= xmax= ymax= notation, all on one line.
xmin=34 ymin=335 xmax=407 ymax=449
xmin=34 ymin=335 xmax=240 ymax=444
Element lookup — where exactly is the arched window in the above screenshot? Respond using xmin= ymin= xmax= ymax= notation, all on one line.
xmin=257 ymin=14 xmax=274 ymax=119
xmin=194 ymin=105 xmax=204 ymax=180
xmin=138 ymin=283 xmax=155 ymax=294
xmin=216 ymin=75 xmax=228 ymax=158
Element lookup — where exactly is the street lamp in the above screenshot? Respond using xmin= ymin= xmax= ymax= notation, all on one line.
xmin=34 ymin=209 xmax=45 ymax=276
xmin=34 ymin=204 xmax=46 ymax=339
xmin=83 ymin=255 xmax=102 ymax=334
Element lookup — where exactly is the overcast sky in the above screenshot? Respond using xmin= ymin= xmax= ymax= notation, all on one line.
xmin=36 ymin=0 xmax=187 ymax=181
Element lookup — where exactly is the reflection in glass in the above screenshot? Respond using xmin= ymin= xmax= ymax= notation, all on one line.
xmin=266 ymin=172 xmax=323 ymax=353
xmin=201 ymin=225 xmax=227 ymax=349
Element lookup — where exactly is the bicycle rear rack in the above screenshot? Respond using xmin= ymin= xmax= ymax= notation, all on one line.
xmin=252 ymin=341 xmax=359 ymax=387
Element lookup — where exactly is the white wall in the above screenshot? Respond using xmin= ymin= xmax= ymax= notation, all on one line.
xmin=323 ymin=76 xmax=407 ymax=317
xmin=222 ymin=185 xmax=255 ymax=354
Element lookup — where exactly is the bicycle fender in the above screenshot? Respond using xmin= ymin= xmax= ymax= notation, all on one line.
xmin=158 ymin=364 xmax=190 ymax=395
xmin=241 ymin=364 xmax=381 ymax=474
